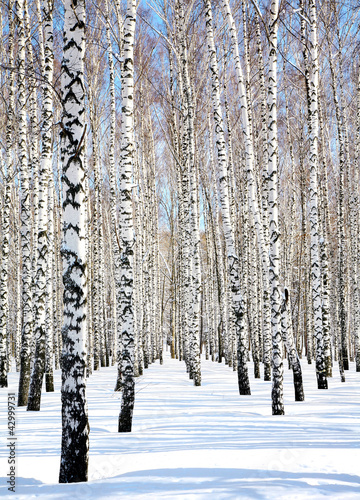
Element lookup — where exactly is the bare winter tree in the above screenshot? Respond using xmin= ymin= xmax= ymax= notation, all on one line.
xmin=118 ymin=0 xmax=137 ymax=433
xmin=59 ymin=0 xmax=89 ymax=483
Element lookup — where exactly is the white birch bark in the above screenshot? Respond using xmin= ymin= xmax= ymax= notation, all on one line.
xmin=267 ymin=0 xmax=285 ymax=412
xmin=28 ymin=0 xmax=54 ymax=411
xmin=133 ymin=156 xmax=143 ymax=376
xmin=88 ymin=86 xmax=105 ymax=369
xmin=35 ymin=0 xmax=45 ymax=70
xmin=299 ymin=142 xmax=312 ymax=364
xmin=317 ymin=103 xmax=332 ymax=376
xmin=141 ymin=133 xmax=151 ymax=370
xmin=45 ymin=176 xmax=55 ymax=392
xmin=85 ymin=175 xmax=93 ymax=377
xmin=0 ymin=180 xmax=11 ymax=387
xmin=204 ymin=0 xmax=250 ymax=394
xmin=118 ymin=0 xmax=136 ymax=433
xmin=305 ymin=0 xmax=328 ymax=389
xmin=24 ymin=0 xmax=40 ymax=309
xmin=176 ymin=0 xmax=201 ymax=385
xmin=281 ymin=289 xmax=305 ymax=401
xmin=105 ymin=0 xmax=122 ymax=381
xmin=149 ymin=135 xmax=163 ymax=364
xmin=175 ymin=25 xmax=190 ymax=373
xmin=221 ymin=0 xmax=269 ymax=278
xmin=302 ymin=0 xmax=327 ymax=389
xmin=12 ymin=188 xmax=22 ymax=371
xmin=0 ymin=3 xmax=14 ymax=383
xmin=352 ymin=69 xmax=360 ymax=372
xmin=17 ymin=0 xmax=34 ymax=407
xmin=328 ymin=48 xmax=349 ymax=375
xmin=55 ymin=193 xmax=63 ymax=368
xmin=55 ymin=192 xmax=63 ymax=371
xmin=59 ymin=0 xmax=89 ymax=482
xmin=5 ymin=0 xmax=15 ymax=179
xmin=249 ymin=218 xmax=260 ymax=379
xmin=222 ymin=0 xmax=272 ymax=381
xmin=255 ymin=12 xmax=272 ymax=381
xmin=208 ymin=141 xmax=229 ymax=365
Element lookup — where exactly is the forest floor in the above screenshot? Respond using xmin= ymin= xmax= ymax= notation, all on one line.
xmin=1 ymin=350 xmax=360 ymax=499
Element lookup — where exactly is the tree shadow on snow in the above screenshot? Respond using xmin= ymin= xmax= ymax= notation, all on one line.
xmin=9 ymin=468 xmax=360 ymax=499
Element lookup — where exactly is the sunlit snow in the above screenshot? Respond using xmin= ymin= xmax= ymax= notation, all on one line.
xmin=1 ymin=350 xmax=359 ymax=499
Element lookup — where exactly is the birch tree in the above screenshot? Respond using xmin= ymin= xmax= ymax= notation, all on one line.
xmin=59 ymin=0 xmax=89 ymax=483
xmin=204 ymin=0 xmax=250 ymax=395
xmin=221 ymin=0 xmax=272 ymax=384
xmin=17 ymin=0 xmax=34 ymax=407
xmin=0 ymin=0 xmax=16 ymax=388
xmin=118 ymin=0 xmax=136 ymax=433
xmin=267 ymin=0 xmax=285 ymax=413
xmin=306 ymin=0 xmax=327 ymax=389
xmin=0 ymin=180 xmax=11 ymax=387
xmin=28 ymin=0 xmax=54 ymax=411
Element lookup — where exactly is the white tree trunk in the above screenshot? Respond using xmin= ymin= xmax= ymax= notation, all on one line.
xmin=267 ymin=0 xmax=285 ymax=413
xmin=307 ymin=0 xmax=327 ymax=389
xmin=59 ymin=0 xmax=89 ymax=483
xmin=281 ymin=289 xmax=304 ymax=401
xmin=118 ymin=0 xmax=136 ymax=433
xmin=352 ymin=70 xmax=360 ymax=372
xmin=17 ymin=0 xmax=34 ymax=408
xmin=328 ymin=44 xmax=348 ymax=377
xmin=28 ymin=0 xmax=54 ymax=411
xmin=205 ymin=0 xmax=250 ymax=395
xmin=0 ymin=181 xmax=11 ymax=387
xmin=222 ymin=0 xmax=272 ymax=382
xmin=45 ymin=176 xmax=55 ymax=392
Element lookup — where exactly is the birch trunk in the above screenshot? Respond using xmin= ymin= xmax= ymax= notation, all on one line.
xmin=59 ymin=0 xmax=89 ymax=482
xmin=306 ymin=0 xmax=327 ymax=389
xmin=352 ymin=69 xmax=360 ymax=372
xmin=267 ymin=0 xmax=285 ymax=412
xmin=255 ymin=12 xmax=271 ymax=381
xmin=45 ymin=176 xmax=55 ymax=392
xmin=0 ymin=0 xmax=16 ymax=387
xmin=27 ymin=0 xmax=54 ymax=411
xmin=17 ymin=0 xmax=34 ymax=407
xmin=222 ymin=0 xmax=272 ymax=382
xmin=318 ymin=102 xmax=333 ymax=376
xmin=328 ymin=49 xmax=349 ymax=375
xmin=0 ymin=181 xmax=11 ymax=387
xmin=204 ymin=0 xmax=250 ymax=395
xmin=118 ymin=0 xmax=136 ymax=433
xmin=176 ymin=0 xmax=201 ymax=385
xmin=105 ymin=0 xmax=122 ymax=385
xmin=281 ymin=289 xmax=305 ymax=401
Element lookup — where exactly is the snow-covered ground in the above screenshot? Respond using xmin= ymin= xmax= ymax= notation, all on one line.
xmin=1 ymin=351 xmax=360 ymax=499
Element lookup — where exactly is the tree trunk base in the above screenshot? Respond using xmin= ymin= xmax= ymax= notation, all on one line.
xmin=238 ymin=361 xmax=251 ymax=395
xmin=317 ymin=373 xmax=328 ymax=389
xmin=118 ymin=409 xmax=133 ymax=432
xmin=272 ymin=405 xmax=285 ymax=415
xmin=193 ymin=373 xmax=201 ymax=386
xmin=46 ymin=372 xmax=54 ymax=392
xmin=293 ymin=370 xmax=305 ymax=401
xmin=263 ymin=363 xmax=271 ymax=381
xmin=27 ymin=402 xmax=41 ymax=411
xmin=254 ymin=361 xmax=260 ymax=379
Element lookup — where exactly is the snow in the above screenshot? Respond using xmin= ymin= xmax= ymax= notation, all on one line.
xmin=1 ymin=352 xmax=360 ymax=499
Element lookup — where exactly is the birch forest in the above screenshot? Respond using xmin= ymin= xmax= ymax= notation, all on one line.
xmin=0 ymin=0 xmax=360 ymax=484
